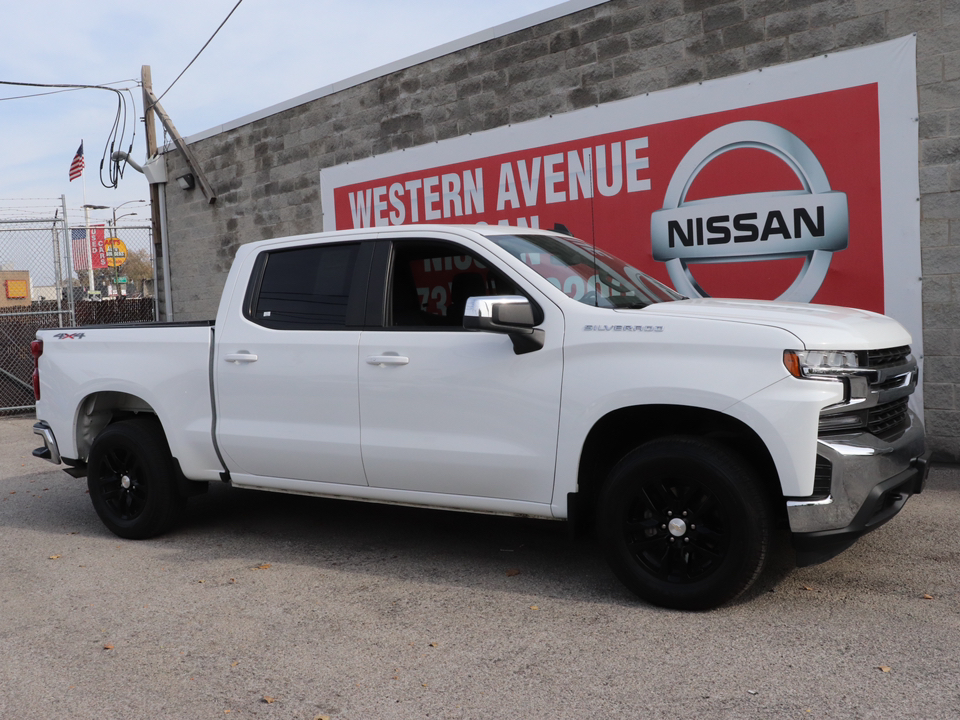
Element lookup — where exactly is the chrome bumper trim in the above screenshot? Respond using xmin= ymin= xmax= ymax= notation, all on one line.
xmin=32 ymin=421 xmax=61 ymax=465
xmin=786 ymin=409 xmax=926 ymax=534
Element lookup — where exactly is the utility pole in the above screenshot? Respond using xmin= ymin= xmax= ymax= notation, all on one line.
xmin=142 ymin=65 xmax=164 ymax=318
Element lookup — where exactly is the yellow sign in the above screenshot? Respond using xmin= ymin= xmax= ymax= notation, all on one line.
xmin=5 ymin=279 xmax=28 ymax=299
xmin=104 ymin=238 xmax=127 ymax=268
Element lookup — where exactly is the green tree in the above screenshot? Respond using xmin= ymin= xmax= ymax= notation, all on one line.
xmin=119 ymin=249 xmax=154 ymax=296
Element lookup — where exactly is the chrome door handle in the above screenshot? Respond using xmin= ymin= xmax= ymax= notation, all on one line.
xmin=365 ymin=355 xmax=409 ymax=366
xmin=225 ymin=353 xmax=258 ymax=363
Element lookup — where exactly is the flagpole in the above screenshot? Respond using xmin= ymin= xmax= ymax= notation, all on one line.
xmin=80 ymin=145 xmax=95 ymax=297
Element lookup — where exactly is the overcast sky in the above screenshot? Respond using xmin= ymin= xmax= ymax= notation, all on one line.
xmin=0 ymin=0 xmax=565 ymax=226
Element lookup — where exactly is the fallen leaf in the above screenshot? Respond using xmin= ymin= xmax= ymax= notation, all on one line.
xmin=923 ymin=594 xmax=934 ymax=600
xmin=506 ymin=568 xmax=520 ymax=577
xmin=877 ymin=666 xmax=892 ymax=673
xmin=262 ymin=696 xmax=276 ymax=704
xmin=231 ymin=661 xmax=240 ymax=667
xmin=254 ymin=563 xmax=272 ymax=570
xmin=48 ymin=555 xmax=61 ymax=560
xmin=529 ymin=605 xmax=539 ymax=610
xmin=103 ymin=644 xmax=114 ymax=650
xmin=428 ymin=642 xmax=438 ymax=647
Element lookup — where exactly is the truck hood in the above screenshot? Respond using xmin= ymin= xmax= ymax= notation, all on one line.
xmin=626 ymin=298 xmax=913 ymax=350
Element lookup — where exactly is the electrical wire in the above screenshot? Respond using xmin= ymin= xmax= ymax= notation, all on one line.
xmin=152 ymin=0 xmax=245 ymax=106
xmin=0 ymin=87 xmax=81 ymax=101
xmin=0 ymin=79 xmax=138 ymax=190
xmin=0 ymin=78 xmax=135 ymax=102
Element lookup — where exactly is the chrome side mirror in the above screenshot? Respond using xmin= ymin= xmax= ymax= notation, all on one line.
xmin=463 ymin=295 xmax=545 ymax=355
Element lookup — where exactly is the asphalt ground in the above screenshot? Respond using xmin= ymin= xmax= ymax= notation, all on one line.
xmin=2 ymin=415 xmax=959 ymax=719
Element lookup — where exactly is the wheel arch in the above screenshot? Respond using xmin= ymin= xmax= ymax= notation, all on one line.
xmin=75 ymin=391 xmax=158 ymax=461
xmin=574 ymin=404 xmax=784 ymax=527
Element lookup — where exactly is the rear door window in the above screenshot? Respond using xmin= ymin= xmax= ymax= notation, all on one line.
xmin=248 ymin=243 xmax=365 ymax=330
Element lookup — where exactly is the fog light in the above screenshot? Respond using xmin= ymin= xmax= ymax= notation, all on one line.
xmin=818 ymin=413 xmax=865 ymax=433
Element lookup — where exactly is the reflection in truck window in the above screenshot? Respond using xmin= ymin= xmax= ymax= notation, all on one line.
xmin=390 ymin=240 xmax=519 ymax=327
xmin=486 ymin=233 xmax=684 ymax=308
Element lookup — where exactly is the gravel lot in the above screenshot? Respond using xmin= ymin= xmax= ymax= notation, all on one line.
xmin=2 ymin=415 xmax=959 ymax=719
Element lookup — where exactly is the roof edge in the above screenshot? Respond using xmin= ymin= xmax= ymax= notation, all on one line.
xmin=173 ymin=0 xmax=608 ymax=148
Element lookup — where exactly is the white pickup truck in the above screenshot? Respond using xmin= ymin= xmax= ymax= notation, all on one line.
xmin=31 ymin=225 xmax=929 ymax=609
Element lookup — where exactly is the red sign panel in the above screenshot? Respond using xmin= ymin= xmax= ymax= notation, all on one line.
xmin=333 ymin=85 xmax=883 ymax=313
xmin=72 ymin=225 xmax=108 ymax=271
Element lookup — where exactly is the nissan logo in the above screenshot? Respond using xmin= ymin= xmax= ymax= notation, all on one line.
xmin=650 ymin=121 xmax=849 ymax=302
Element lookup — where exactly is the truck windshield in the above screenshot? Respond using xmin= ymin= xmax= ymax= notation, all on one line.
xmin=484 ymin=233 xmax=685 ymax=308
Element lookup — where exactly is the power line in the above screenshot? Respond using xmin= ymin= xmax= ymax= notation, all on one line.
xmin=0 ymin=80 xmax=138 ymax=190
xmin=152 ymin=0 xmax=245 ymax=106
xmin=0 ymin=78 xmax=137 ymax=102
xmin=0 ymin=87 xmax=80 ymax=101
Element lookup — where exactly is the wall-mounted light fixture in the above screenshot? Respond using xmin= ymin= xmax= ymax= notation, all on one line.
xmin=176 ymin=173 xmax=195 ymax=190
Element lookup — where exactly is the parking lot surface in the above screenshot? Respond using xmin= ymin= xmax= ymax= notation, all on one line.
xmin=2 ymin=415 xmax=959 ymax=719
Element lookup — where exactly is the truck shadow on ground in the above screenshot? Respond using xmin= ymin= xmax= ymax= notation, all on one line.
xmin=175 ymin=481 xmax=801 ymax=608
xmin=3 ymin=468 xmax=865 ymax=611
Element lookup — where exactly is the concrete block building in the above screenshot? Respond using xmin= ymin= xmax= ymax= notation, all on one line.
xmin=154 ymin=0 xmax=960 ymax=460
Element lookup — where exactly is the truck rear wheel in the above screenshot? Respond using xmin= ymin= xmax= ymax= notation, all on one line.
xmin=598 ymin=436 xmax=771 ymax=610
xmin=87 ymin=418 xmax=182 ymax=539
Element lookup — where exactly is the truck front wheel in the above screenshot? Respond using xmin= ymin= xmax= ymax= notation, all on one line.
xmin=598 ymin=436 xmax=772 ymax=610
xmin=87 ymin=418 xmax=183 ymax=539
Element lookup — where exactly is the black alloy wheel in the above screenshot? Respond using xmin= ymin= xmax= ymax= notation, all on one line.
xmin=98 ymin=443 xmax=149 ymax=522
xmin=87 ymin=418 xmax=182 ymax=539
xmin=598 ymin=436 xmax=772 ymax=610
xmin=621 ymin=473 xmax=731 ymax=583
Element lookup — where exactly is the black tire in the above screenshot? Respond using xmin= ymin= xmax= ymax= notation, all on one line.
xmin=86 ymin=418 xmax=182 ymax=539
xmin=597 ymin=436 xmax=772 ymax=610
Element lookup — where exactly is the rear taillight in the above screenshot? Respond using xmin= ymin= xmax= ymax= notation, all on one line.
xmin=30 ymin=339 xmax=43 ymax=400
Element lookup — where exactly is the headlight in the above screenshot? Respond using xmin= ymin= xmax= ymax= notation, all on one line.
xmin=783 ymin=349 xmax=860 ymax=379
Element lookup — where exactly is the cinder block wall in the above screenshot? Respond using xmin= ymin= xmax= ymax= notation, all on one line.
xmin=162 ymin=0 xmax=960 ymax=460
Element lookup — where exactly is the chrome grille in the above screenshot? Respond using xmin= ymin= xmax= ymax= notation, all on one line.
xmin=813 ymin=456 xmax=832 ymax=499
xmin=864 ymin=346 xmax=910 ymax=368
xmin=875 ymin=374 xmax=910 ymax=392
xmin=868 ymin=397 xmax=909 ymax=438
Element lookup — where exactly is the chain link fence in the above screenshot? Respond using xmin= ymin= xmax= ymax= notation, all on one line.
xmin=0 ymin=218 xmax=156 ymax=415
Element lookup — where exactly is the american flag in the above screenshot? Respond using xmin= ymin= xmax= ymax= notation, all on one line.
xmin=71 ymin=228 xmax=89 ymax=271
xmin=69 ymin=142 xmax=84 ymax=182
xmin=72 ymin=226 xmax=108 ymax=271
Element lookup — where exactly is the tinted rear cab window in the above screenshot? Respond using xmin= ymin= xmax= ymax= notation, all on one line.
xmin=251 ymin=243 xmax=360 ymax=329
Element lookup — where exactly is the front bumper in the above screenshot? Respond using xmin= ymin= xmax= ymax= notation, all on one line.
xmin=788 ymin=409 xmax=930 ymax=566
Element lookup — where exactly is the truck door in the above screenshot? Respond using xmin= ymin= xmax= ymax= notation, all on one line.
xmin=358 ymin=236 xmax=563 ymax=504
xmin=215 ymin=240 xmax=372 ymax=486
